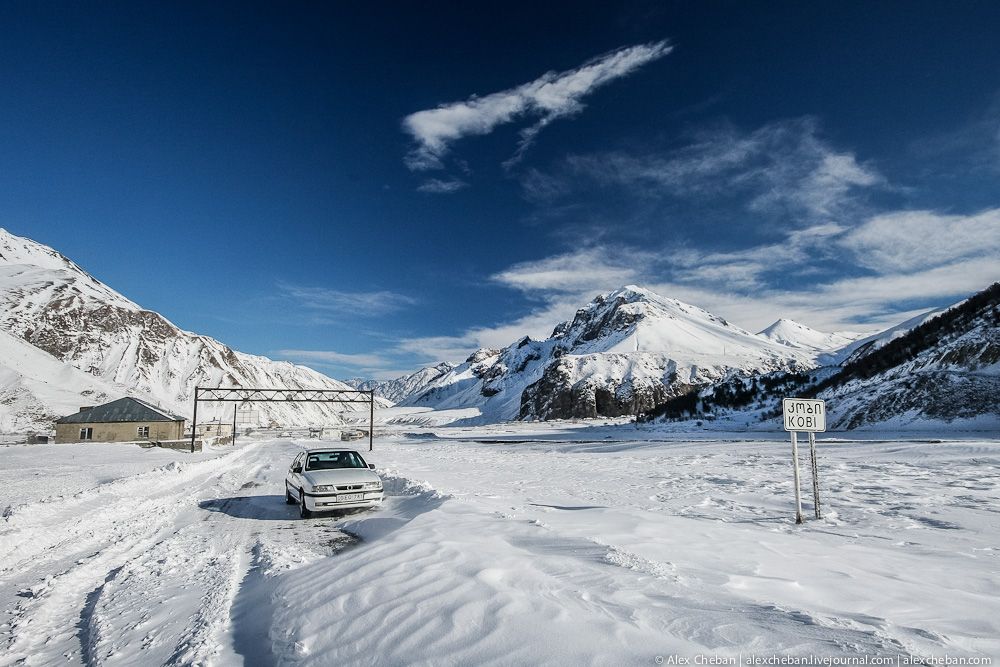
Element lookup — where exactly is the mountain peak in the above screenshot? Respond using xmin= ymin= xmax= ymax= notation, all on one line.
xmin=759 ymin=318 xmax=818 ymax=336
xmin=758 ymin=318 xmax=859 ymax=351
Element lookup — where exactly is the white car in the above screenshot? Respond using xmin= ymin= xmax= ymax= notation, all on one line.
xmin=285 ymin=448 xmax=384 ymax=518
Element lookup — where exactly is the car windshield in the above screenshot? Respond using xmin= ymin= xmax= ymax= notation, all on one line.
xmin=305 ymin=451 xmax=366 ymax=471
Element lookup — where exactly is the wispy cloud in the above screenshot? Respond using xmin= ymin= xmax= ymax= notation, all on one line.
xmin=531 ymin=117 xmax=883 ymax=224
xmin=326 ymin=207 xmax=998 ymax=371
xmin=279 ymin=282 xmax=417 ymax=317
xmin=475 ymin=206 xmax=1000 ymax=336
xmin=416 ymin=177 xmax=468 ymax=194
xmin=393 ymin=333 xmax=482 ymax=365
xmin=275 ymin=349 xmax=393 ymax=368
xmin=491 ymin=246 xmax=644 ymax=293
xmin=668 ymin=223 xmax=848 ymax=289
xmin=394 ymin=295 xmax=589 ymax=362
xmin=840 ymin=208 xmax=1000 ymax=273
xmin=649 ymin=256 xmax=998 ymax=333
xmin=386 ymin=246 xmax=662 ymax=362
xmin=402 ymin=40 xmax=671 ymax=171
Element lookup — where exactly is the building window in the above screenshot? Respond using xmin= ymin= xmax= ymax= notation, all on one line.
xmin=80 ymin=427 xmax=93 ymax=440
xmin=137 ymin=426 xmax=150 ymax=439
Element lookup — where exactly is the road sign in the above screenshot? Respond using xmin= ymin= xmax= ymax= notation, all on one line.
xmin=782 ymin=398 xmax=826 ymax=432
xmin=782 ymin=397 xmax=826 ymax=523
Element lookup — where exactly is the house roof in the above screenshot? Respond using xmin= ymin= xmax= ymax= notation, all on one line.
xmin=56 ymin=397 xmax=185 ymax=424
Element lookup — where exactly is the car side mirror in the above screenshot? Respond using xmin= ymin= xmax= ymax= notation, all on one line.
xmin=292 ymin=464 xmax=302 ymax=473
xmin=369 ymin=463 xmax=375 ymax=470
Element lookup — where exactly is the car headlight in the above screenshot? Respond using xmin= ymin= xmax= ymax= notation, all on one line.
xmin=313 ymin=484 xmax=336 ymax=492
xmin=362 ymin=481 xmax=382 ymax=490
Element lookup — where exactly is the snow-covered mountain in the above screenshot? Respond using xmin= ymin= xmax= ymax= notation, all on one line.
xmin=644 ymin=283 xmax=1000 ymax=430
xmin=822 ymin=308 xmax=945 ymax=366
xmin=343 ymin=362 xmax=457 ymax=404
xmin=403 ymin=286 xmax=818 ymax=422
xmin=0 ymin=228 xmax=371 ymax=431
xmin=757 ymin=318 xmax=863 ymax=351
xmin=817 ymin=283 xmax=1000 ymax=429
xmin=0 ymin=327 xmax=125 ymax=432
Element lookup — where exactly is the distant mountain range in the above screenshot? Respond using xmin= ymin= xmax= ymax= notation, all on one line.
xmin=384 ymin=286 xmax=861 ymax=423
xmin=342 ymin=362 xmax=457 ymax=404
xmin=355 ymin=282 xmax=997 ymax=430
xmin=0 ymin=228 xmax=375 ymax=432
xmin=4 ymin=227 xmax=993 ymax=433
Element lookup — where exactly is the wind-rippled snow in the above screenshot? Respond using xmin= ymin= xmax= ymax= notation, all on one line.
xmin=0 ymin=424 xmax=997 ymax=665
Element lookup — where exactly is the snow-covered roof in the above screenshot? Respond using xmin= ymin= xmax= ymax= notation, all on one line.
xmin=56 ymin=397 xmax=185 ymax=424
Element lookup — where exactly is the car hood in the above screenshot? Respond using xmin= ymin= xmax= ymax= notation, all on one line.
xmin=302 ymin=469 xmax=380 ymax=486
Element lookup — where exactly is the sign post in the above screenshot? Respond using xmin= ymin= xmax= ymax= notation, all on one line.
xmin=782 ymin=398 xmax=826 ymax=523
xmin=808 ymin=431 xmax=820 ymax=519
xmin=789 ymin=430 xmax=804 ymax=524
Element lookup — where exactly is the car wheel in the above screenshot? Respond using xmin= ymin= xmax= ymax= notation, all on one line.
xmin=299 ymin=491 xmax=312 ymax=518
xmin=285 ymin=487 xmax=295 ymax=504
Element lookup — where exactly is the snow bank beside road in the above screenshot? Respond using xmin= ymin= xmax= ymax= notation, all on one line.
xmin=0 ymin=440 xmax=235 ymax=511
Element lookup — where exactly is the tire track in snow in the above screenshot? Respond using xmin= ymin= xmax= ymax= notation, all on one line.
xmin=0 ymin=444 xmax=272 ymax=665
xmin=71 ymin=445 xmax=356 ymax=667
xmin=0 ymin=444 xmax=258 ymax=576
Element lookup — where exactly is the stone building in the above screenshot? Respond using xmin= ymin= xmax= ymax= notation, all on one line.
xmin=55 ymin=397 xmax=186 ymax=444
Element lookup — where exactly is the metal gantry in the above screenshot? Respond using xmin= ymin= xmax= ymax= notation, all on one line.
xmin=190 ymin=387 xmax=376 ymax=452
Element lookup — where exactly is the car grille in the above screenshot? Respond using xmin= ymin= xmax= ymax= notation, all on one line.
xmin=337 ymin=485 xmax=363 ymax=491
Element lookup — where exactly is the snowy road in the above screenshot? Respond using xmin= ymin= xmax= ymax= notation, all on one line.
xmin=1 ymin=433 xmax=998 ymax=665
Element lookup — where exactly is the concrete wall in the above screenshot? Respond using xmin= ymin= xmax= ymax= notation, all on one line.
xmin=55 ymin=420 xmax=185 ymax=444
xmin=154 ymin=439 xmax=203 ymax=452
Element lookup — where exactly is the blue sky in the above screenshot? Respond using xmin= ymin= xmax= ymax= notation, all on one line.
xmin=2 ymin=1 xmax=999 ymax=379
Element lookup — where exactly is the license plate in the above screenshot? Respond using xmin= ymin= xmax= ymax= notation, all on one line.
xmin=338 ymin=493 xmax=364 ymax=502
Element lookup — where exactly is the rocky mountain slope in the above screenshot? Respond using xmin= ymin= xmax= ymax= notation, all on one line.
xmin=814 ymin=283 xmax=999 ymax=428
xmin=343 ymin=362 xmax=457 ymax=404
xmin=644 ymin=283 xmax=1000 ymax=430
xmin=0 ymin=228 xmax=372 ymax=431
xmin=0 ymin=327 xmax=125 ymax=432
xmin=402 ymin=286 xmax=819 ymax=422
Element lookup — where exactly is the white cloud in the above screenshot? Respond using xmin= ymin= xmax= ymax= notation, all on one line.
xmin=402 ymin=41 xmax=671 ymax=170
xmin=639 ymin=209 xmax=1000 ymax=330
xmin=646 ymin=255 xmax=999 ymax=334
xmin=393 ymin=333 xmax=481 ymax=365
xmin=416 ymin=178 xmax=468 ymax=194
xmin=473 ymin=206 xmax=1000 ymax=339
xmin=670 ymin=223 xmax=847 ymax=289
xmin=491 ymin=247 xmax=645 ymax=293
xmin=275 ymin=349 xmax=393 ymax=369
xmin=790 ymin=152 xmax=882 ymax=216
xmin=840 ymin=208 xmax=1000 ymax=273
xmin=279 ymin=283 xmax=417 ymax=317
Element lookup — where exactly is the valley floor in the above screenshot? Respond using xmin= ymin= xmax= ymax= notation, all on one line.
xmin=1 ymin=423 xmax=998 ymax=665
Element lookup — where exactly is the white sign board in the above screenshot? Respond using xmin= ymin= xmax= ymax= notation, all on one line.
xmin=782 ymin=398 xmax=826 ymax=432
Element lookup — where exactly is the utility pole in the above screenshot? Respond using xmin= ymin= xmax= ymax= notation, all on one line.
xmin=369 ymin=390 xmax=375 ymax=451
xmin=190 ymin=387 xmax=199 ymax=453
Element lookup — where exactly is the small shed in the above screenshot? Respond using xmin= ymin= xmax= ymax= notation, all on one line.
xmin=55 ymin=397 xmax=186 ymax=444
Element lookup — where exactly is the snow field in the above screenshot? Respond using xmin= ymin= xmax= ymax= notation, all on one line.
xmin=0 ymin=432 xmax=997 ymax=665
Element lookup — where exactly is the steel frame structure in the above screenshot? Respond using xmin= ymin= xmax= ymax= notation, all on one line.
xmin=190 ymin=387 xmax=376 ymax=452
